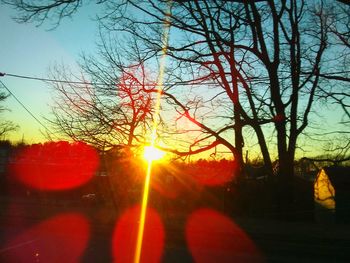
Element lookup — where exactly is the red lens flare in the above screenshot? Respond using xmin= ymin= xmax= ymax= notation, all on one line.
xmin=186 ymin=208 xmax=263 ymax=263
xmin=188 ymin=160 xmax=237 ymax=186
xmin=150 ymin=165 xmax=184 ymax=199
xmin=151 ymin=179 xmax=181 ymax=199
xmin=112 ymin=205 xmax=165 ymax=263
xmin=9 ymin=141 xmax=99 ymax=191
xmin=1 ymin=213 xmax=90 ymax=262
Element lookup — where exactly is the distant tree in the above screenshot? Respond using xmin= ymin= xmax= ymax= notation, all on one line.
xmin=0 ymin=88 xmax=18 ymax=139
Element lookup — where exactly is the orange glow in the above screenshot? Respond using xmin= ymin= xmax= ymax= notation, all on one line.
xmin=112 ymin=205 xmax=165 ymax=263
xmin=134 ymin=160 xmax=153 ymax=263
xmin=2 ymin=213 xmax=90 ymax=262
xmin=133 ymin=2 xmax=172 ymax=262
xmin=148 ymin=163 xmax=187 ymax=199
xmin=143 ymin=146 xmax=165 ymax=162
xmin=186 ymin=208 xmax=263 ymax=263
xmin=187 ymin=160 xmax=237 ymax=186
xmin=9 ymin=141 xmax=99 ymax=191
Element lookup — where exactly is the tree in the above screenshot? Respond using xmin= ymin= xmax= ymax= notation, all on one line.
xmin=4 ymin=0 xmax=349 ymax=179
xmin=102 ymin=0 xmax=349 ymax=180
xmin=47 ymin=54 xmax=154 ymax=152
xmin=311 ymin=3 xmax=350 ymax=164
xmin=0 ymin=85 xmax=18 ymax=139
xmin=318 ymin=3 xmax=350 ymax=122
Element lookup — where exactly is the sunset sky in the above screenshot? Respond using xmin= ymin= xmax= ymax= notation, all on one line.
xmin=0 ymin=3 xmax=347 ymax=159
xmin=0 ymin=3 xmax=100 ymax=143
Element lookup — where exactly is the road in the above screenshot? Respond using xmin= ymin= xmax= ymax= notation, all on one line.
xmin=1 ymin=201 xmax=350 ymax=262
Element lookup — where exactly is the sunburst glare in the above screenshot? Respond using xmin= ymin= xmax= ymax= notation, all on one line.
xmin=143 ymin=146 xmax=165 ymax=162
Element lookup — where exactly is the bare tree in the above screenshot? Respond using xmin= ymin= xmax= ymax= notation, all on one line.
xmin=4 ymin=0 xmax=349 ymax=178
xmin=102 ymin=0 xmax=349 ymax=178
xmin=48 ymin=48 xmax=154 ymax=152
xmin=0 ymin=86 xmax=18 ymax=139
xmin=316 ymin=3 xmax=350 ymax=122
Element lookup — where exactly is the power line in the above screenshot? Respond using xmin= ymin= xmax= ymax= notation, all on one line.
xmin=0 ymin=79 xmax=54 ymax=137
xmin=3 ymin=72 xmax=100 ymax=86
xmin=0 ymin=71 xmax=285 ymax=86
xmin=1 ymin=72 xmax=221 ymax=87
xmin=1 ymin=70 xmax=349 ymax=87
xmin=0 ymin=71 xmax=293 ymax=87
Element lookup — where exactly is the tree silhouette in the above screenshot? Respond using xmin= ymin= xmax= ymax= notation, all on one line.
xmin=101 ymin=0 xmax=349 ymax=180
xmin=4 ymin=0 xmax=349 ymax=179
xmin=0 ymin=86 xmax=18 ymax=139
xmin=47 ymin=58 xmax=154 ymax=151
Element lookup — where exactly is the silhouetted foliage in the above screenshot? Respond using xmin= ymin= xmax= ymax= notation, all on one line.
xmin=3 ymin=0 xmax=350 ymax=213
xmin=0 ymin=88 xmax=18 ymax=138
xmin=47 ymin=63 xmax=154 ymax=151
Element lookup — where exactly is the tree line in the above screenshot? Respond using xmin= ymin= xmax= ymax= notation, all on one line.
xmin=1 ymin=0 xmax=349 ymax=209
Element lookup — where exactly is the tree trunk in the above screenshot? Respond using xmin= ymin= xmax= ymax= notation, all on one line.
xmin=233 ymin=74 xmax=244 ymax=177
xmin=276 ymin=151 xmax=295 ymax=220
xmin=254 ymin=125 xmax=273 ymax=176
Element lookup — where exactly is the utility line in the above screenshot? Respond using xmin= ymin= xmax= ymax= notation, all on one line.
xmin=3 ymin=72 xmax=98 ymax=85
xmin=0 ymin=72 xmax=222 ymax=86
xmin=0 ymin=71 xmax=285 ymax=87
xmin=2 ymin=70 xmax=349 ymax=87
xmin=0 ymin=79 xmax=54 ymax=137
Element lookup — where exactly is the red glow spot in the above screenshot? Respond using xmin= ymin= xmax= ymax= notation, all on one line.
xmin=150 ymin=166 xmax=183 ymax=199
xmin=1 ymin=213 xmax=90 ymax=262
xmin=9 ymin=141 xmax=99 ymax=191
xmin=151 ymin=179 xmax=181 ymax=199
xmin=112 ymin=205 xmax=164 ymax=263
xmin=186 ymin=209 xmax=263 ymax=263
xmin=189 ymin=160 xmax=237 ymax=186
xmin=273 ymin=113 xmax=285 ymax=123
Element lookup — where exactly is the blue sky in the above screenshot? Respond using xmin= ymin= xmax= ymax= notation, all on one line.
xmin=0 ymin=3 xmax=101 ymax=143
xmin=0 ymin=2 xmax=347 ymax=159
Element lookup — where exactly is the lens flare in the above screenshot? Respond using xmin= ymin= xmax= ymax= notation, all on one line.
xmin=143 ymin=146 xmax=165 ymax=162
xmin=186 ymin=208 xmax=263 ymax=263
xmin=112 ymin=205 xmax=164 ymax=263
xmin=189 ymin=160 xmax=237 ymax=186
xmin=1 ymin=213 xmax=90 ymax=262
xmin=134 ymin=3 xmax=172 ymax=263
xmin=9 ymin=141 xmax=99 ymax=191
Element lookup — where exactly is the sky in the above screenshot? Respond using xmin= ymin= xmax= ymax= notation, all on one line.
xmin=0 ymin=2 xmax=347 ymax=160
xmin=0 ymin=3 xmax=101 ymax=143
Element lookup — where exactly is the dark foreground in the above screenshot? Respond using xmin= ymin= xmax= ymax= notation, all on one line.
xmin=0 ymin=199 xmax=349 ymax=263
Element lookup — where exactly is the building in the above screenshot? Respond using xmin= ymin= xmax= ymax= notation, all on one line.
xmin=314 ymin=166 xmax=350 ymax=224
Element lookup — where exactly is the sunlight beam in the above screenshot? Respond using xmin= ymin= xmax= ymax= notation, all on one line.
xmin=143 ymin=146 xmax=165 ymax=162
xmin=134 ymin=3 xmax=172 ymax=263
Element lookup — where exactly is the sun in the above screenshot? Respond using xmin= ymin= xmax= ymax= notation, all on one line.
xmin=143 ymin=146 xmax=165 ymax=162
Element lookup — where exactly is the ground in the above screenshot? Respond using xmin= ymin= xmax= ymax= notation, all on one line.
xmin=0 ymin=197 xmax=349 ymax=262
